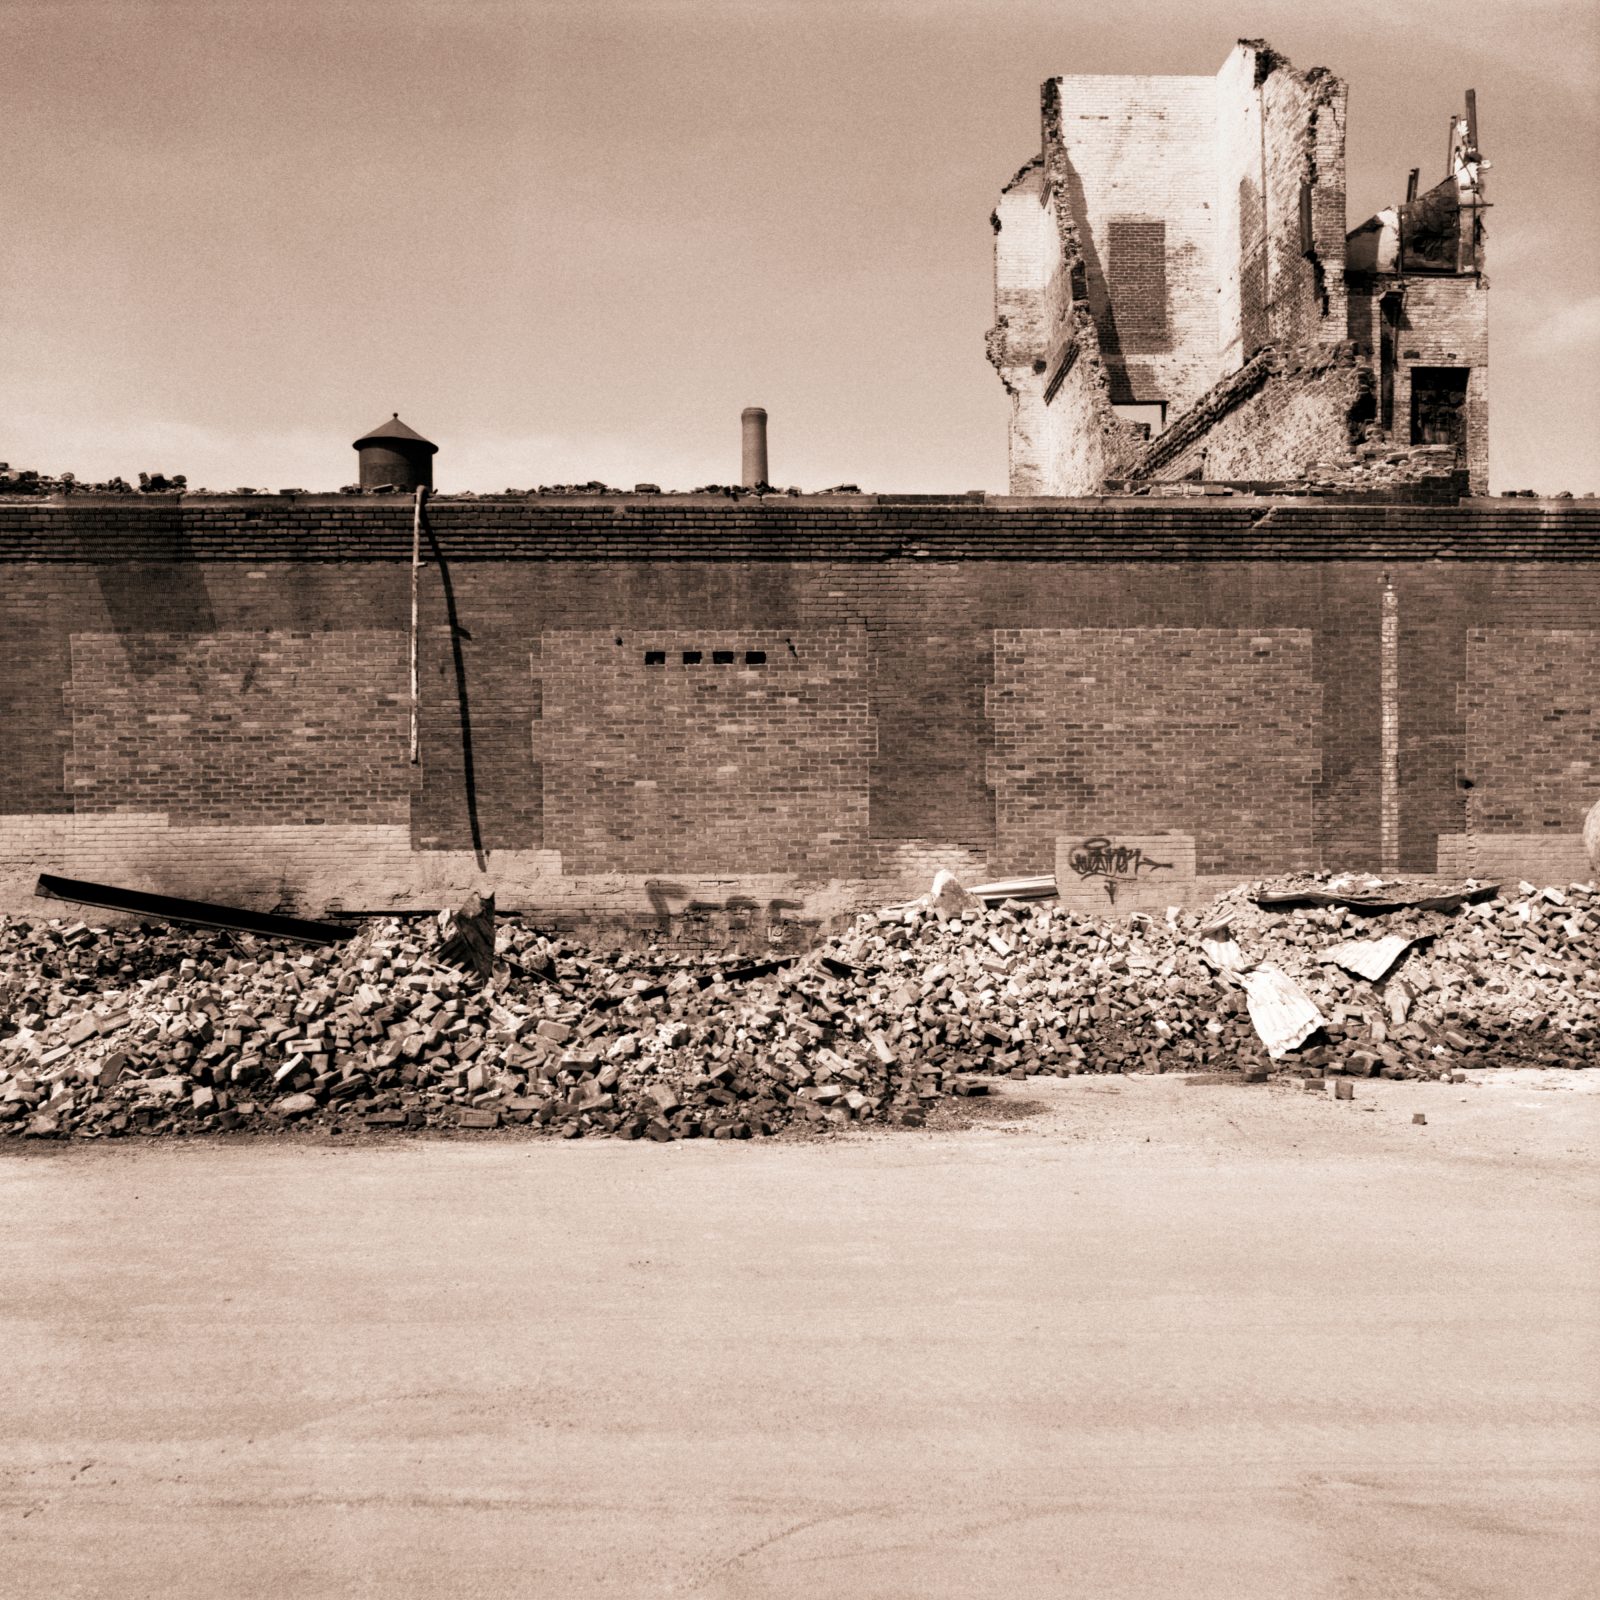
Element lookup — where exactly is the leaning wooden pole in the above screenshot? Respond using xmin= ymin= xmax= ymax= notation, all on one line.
xmin=409 ymin=484 xmax=425 ymax=764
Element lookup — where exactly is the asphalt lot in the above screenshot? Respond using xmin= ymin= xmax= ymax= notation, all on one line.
xmin=3 ymin=1068 xmax=1596 ymax=1598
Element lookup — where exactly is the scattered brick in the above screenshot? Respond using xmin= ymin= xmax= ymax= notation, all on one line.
xmin=0 ymin=871 xmax=1594 ymax=1146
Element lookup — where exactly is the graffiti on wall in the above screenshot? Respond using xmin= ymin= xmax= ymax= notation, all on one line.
xmin=1064 ymin=837 xmax=1176 ymax=905
xmin=644 ymin=880 xmax=811 ymax=945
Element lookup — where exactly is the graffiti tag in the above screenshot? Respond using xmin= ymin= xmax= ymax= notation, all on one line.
xmin=1066 ymin=837 xmax=1174 ymax=905
xmin=644 ymin=880 xmax=810 ymax=946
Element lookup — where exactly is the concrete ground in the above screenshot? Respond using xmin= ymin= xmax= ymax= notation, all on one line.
xmin=2 ymin=1068 xmax=1597 ymax=1599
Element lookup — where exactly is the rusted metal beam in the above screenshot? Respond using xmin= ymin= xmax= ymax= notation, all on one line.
xmin=34 ymin=874 xmax=357 ymax=945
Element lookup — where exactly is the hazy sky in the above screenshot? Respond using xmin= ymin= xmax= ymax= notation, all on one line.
xmin=5 ymin=0 xmax=1596 ymax=494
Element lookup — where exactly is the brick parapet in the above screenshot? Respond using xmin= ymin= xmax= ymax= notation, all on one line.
xmin=1 ymin=497 xmax=1596 ymax=563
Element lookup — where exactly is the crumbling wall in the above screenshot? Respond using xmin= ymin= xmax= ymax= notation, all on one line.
xmin=1390 ymin=276 xmax=1489 ymax=496
xmin=988 ymin=158 xmax=1072 ymax=494
xmin=999 ymin=40 xmax=1355 ymax=495
xmin=1045 ymin=68 xmax=1220 ymax=414
xmin=1128 ymin=344 xmax=1366 ymax=483
xmin=1258 ymin=52 xmax=1348 ymax=347
xmin=987 ymin=95 xmax=1145 ymax=495
xmin=1215 ymin=42 xmax=1347 ymax=366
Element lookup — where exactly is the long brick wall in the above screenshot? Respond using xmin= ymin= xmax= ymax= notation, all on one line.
xmin=2 ymin=494 xmax=1596 ymax=939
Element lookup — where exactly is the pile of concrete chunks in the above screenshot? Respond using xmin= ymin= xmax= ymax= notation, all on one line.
xmin=1 ymin=868 xmax=1594 ymax=1142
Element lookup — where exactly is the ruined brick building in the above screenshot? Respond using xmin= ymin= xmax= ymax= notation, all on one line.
xmin=988 ymin=39 xmax=1489 ymax=496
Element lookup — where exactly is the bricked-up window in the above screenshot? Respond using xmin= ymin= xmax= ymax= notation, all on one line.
xmin=1410 ymin=367 xmax=1470 ymax=454
xmin=1107 ymin=219 xmax=1169 ymax=352
xmin=643 ymin=648 xmax=767 ymax=666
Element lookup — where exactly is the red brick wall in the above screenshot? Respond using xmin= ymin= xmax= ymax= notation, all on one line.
xmin=1464 ymin=628 xmax=1600 ymax=832
xmin=989 ymin=628 xmax=1322 ymax=875
xmin=1393 ymin=276 xmax=1490 ymax=495
xmin=66 ymin=630 xmax=408 ymax=825
xmin=539 ymin=627 xmax=873 ymax=875
xmin=0 ymin=495 xmax=1595 ymax=926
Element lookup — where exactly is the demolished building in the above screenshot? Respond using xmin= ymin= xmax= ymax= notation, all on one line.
xmin=988 ymin=39 xmax=1489 ymax=496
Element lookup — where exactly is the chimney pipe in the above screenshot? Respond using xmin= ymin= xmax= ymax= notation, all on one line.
xmin=741 ymin=407 xmax=768 ymax=489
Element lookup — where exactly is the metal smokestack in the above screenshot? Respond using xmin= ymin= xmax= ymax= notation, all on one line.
xmin=741 ymin=407 xmax=769 ymax=489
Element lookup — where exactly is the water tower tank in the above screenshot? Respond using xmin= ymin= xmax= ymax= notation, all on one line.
xmin=352 ymin=414 xmax=437 ymax=491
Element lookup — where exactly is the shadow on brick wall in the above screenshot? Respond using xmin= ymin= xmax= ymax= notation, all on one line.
xmin=424 ymin=515 xmax=487 ymax=873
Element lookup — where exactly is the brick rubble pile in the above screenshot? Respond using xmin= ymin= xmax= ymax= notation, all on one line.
xmin=1 ymin=875 xmax=1594 ymax=1142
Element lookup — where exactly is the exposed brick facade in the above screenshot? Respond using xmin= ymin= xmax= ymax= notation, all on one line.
xmin=1 ymin=495 xmax=1594 ymax=934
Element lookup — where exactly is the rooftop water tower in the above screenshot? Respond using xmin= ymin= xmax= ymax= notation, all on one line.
xmin=352 ymin=414 xmax=437 ymax=491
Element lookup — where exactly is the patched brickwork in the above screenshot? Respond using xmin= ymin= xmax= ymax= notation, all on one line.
xmin=1105 ymin=219 xmax=1170 ymax=353
xmin=1464 ymin=629 xmax=1600 ymax=833
xmin=66 ymin=630 xmax=409 ymax=825
xmin=0 ymin=497 xmax=1595 ymax=926
xmin=538 ymin=628 xmax=873 ymax=875
xmin=987 ymin=628 xmax=1321 ymax=876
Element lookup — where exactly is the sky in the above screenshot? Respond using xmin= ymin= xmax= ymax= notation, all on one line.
xmin=4 ymin=0 xmax=1597 ymax=495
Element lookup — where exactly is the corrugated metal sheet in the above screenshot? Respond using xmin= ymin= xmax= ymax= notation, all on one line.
xmin=1199 ymin=920 xmax=1249 ymax=975
xmin=1256 ymin=880 xmax=1496 ymax=913
xmin=1240 ymin=964 xmax=1326 ymax=1058
xmin=1320 ymin=934 xmax=1418 ymax=982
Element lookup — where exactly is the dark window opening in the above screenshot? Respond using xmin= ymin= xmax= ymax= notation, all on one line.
xmin=645 ymin=647 xmax=768 ymax=667
xmin=1410 ymin=367 xmax=1470 ymax=455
